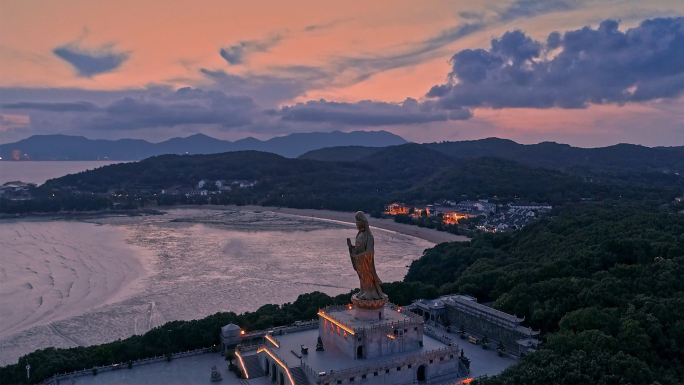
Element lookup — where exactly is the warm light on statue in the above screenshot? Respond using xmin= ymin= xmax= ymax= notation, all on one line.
xmin=346 ymin=211 xmax=389 ymax=318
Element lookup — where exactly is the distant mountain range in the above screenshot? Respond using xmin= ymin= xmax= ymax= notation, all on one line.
xmin=299 ymin=138 xmax=684 ymax=174
xmin=5 ymin=131 xmax=684 ymax=176
xmin=0 ymin=130 xmax=408 ymax=160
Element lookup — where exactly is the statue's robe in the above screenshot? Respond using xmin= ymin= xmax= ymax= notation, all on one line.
xmin=351 ymin=228 xmax=383 ymax=300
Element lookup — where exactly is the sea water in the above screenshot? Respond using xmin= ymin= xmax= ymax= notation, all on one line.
xmin=0 ymin=161 xmax=128 ymax=185
xmin=0 ymin=208 xmax=433 ymax=365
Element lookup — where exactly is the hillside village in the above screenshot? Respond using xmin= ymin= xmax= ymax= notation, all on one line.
xmin=160 ymin=179 xmax=258 ymax=197
xmin=384 ymin=200 xmax=553 ymax=233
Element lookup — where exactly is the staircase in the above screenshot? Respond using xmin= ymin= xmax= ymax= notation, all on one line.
xmin=289 ymin=366 xmax=310 ymax=385
xmin=241 ymin=354 xmax=266 ymax=378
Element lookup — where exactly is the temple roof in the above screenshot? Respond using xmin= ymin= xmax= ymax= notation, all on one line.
xmin=221 ymin=323 xmax=241 ymax=335
xmin=445 ymin=296 xmax=525 ymax=324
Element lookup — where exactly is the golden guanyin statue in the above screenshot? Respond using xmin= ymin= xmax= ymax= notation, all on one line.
xmin=347 ymin=211 xmax=385 ymax=301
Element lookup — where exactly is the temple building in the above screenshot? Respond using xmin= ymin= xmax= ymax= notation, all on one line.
xmin=407 ymin=295 xmax=540 ymax=356
xmin=218 ymin=295 xmax=540 ymax=385
xmin=225 ymin=301 xmax=465 ymax=385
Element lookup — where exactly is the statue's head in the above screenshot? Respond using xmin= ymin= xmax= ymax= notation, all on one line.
xmin=355 ymin=211 xmax=367 ymax=231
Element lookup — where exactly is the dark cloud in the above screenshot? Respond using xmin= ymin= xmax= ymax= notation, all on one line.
xmin=219 ymin=35 xmax=282 ymax=65
xmin=0 ymin=86 xmax=173 ymax=106
xmin=1 ymin=85 xmax=472 ymax=135
xmin=304 ymin=18 xmax=351 ymax=32
xmin=200 ymin=67 xmax=326 ymax=107
xmin=498 ymin=0 xmax=577 ymax=22
xmin=0 ymin=101 xmax=98 ymax=112
xmin=458 ymin=11 xmax=485 ymax=21
xmin=279 ymin=98 xmax=471 ymax=126
xmin=427 ymin=17 xmax=684 ymax=110
xmin=53 ymin=43 xmax=129 ymax=77
xmin=94 ymin=88 xmax=261 ymax=130
xmin=1 ymin=88 xmax=261 ymax=132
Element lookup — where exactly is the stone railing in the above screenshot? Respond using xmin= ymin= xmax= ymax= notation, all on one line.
xmin=242 ymin=320 xmax=318 ymax=339
xmin=320 ymin=306 xmax=423 ymax=334
xmin=237 ymin=343 xmax=264 ymax=353
xmin=398 ymin=307 xmax=424 ymax=320
xmin=301 ymin=360 xmax=322 ymax=383
xmin=365 ymin=317 xmax=424 ymax=333
xmin=265 ymin=333 xmax=281 ymax=348
xmin=312 ymin=345 xmax=460 ymax=384
xmin=36 ymin=346 xmax=214 ymax=385
xmin=258 ymin=346 xmax=296 ymax=385
xmin=424 ymin=325 xmax=456 ymax=346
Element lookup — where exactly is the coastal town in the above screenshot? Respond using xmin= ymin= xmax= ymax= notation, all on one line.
xmin=2 ymin=177 xmax=552 ymax=234
xmin=384 ymin=200 xmax=553 ymax=233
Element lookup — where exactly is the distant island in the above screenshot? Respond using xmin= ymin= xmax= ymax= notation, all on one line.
xmin=0 ymin=130 xmax=407 ymax=160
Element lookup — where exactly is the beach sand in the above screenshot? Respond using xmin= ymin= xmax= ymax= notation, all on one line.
xmin=173 ymin=205 xmax=470 ymax=244
xmin=0 ymin=222 xmax=148 ymax=340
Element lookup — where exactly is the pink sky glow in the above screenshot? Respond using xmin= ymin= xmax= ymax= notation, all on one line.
xmin=1 ymin=0 xmax=683 ymax=147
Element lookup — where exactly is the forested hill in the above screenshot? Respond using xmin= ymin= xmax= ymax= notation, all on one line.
xmin=405 ymin=204 xmax=684 ymax=384
xmin=34 ymin=144 xmax=682 ymax=215
xmin=298 ymin=138 xmax=684 ymax=174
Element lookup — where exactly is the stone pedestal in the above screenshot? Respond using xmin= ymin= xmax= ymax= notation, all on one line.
xmin=319 ymin=302 xmax=424 ymax=360
xmin=352 ymin=293 xmax=389 ymax=321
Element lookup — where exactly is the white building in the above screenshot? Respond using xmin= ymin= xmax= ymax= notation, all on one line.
xmin=233 ymin=180 xmax=257 ymax=188
xmin=455 ymin=200 xmax=496 ymax=215
xmin=221 ymin=323 xmax=242 ymax=347
xmin=509 ymin=203 xmax=551 ymax=211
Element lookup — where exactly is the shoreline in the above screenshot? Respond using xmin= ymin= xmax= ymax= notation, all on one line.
xmin=1 ymin=205 xmax=470 ymax=244
xmin=170 ymin=205 xmax=469 ymax=244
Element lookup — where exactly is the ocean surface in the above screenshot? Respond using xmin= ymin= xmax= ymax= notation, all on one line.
xmin=0 ymin=161 xmax=128 ymax=185
xmin=0 ymin=208 xmax=433 ymax=365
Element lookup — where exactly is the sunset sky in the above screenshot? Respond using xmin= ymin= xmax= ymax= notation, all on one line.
xmin=1 ymin=0 xmax=683 ymax=147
